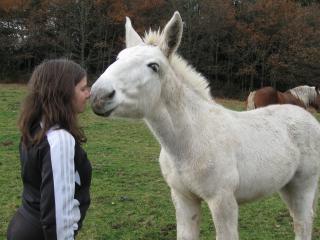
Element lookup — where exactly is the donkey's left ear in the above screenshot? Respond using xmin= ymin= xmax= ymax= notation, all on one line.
xmin=160 ymin=11 xmax=183 ymax=57
xmin=125 ymin=17 xmax=143 ymax=48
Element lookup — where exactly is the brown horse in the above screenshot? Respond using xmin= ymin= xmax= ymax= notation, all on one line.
xmin=246 ymin=85 xmax=320 ymax=112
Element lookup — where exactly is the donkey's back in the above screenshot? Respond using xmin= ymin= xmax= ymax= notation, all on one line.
xmin=232 ymin=104 xmax=320 ymax=203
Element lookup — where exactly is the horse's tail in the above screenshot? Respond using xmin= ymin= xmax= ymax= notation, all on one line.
xmin=246 ymin=91 xmax=256 ymax=110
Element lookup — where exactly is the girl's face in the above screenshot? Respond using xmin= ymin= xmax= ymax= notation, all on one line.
xmin=73 ymin=76 xmax=90 ymax=113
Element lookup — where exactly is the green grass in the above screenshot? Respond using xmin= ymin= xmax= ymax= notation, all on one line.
xmin=0 ymin=84 xmax=320 ymax=239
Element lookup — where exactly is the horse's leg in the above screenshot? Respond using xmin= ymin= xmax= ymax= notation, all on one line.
xmin=171 ymin=189 xmax=201 ymax=240
xmin=207 ymin=192 xmax=239 ymax=240
xmin=279 ymin=175 xmax=319 ymax=240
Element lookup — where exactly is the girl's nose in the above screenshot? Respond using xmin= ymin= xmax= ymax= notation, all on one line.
xmin=87 ymin=87 xmax=91 ymax=98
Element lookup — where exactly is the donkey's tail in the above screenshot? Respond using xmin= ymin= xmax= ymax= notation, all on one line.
xmin=246 ymin=91 xmax=256 ymax=110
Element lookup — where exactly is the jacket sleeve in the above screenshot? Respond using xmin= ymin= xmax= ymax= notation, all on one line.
xmin=40 ymin=129 xmax=81 ymax=240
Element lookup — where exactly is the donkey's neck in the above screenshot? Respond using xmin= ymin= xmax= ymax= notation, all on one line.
xmin=144 ymin=83 xmax=210 ymax=157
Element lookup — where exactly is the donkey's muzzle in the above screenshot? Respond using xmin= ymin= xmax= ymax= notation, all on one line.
xmin=90 ymin=89 xmax=117 ymax=117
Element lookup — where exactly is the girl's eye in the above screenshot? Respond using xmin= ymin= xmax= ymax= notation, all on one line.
xmin=147 ymin=63 xmax=159 ymax=73
xmin=82 ymin=86 xmax=90 ymax=92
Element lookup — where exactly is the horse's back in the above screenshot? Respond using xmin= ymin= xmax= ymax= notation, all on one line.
xmin=280 ymin=91 xmax=306 ymax=108
xmin=248 ymin=87 xmax=279 ymax=109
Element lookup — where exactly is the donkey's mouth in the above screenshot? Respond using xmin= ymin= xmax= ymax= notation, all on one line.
xmin=93 ymin=106 xmax=117 ymax=117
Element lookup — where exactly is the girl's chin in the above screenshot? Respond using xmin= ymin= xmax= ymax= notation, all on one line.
xmin=76 ymin=107 xmax=86 ymax=114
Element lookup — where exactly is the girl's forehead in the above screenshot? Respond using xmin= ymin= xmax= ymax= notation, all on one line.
xmin=77 ymin=77 xmax=87 ymax=86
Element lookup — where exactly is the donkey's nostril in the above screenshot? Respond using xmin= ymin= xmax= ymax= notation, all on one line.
xmin=91 ymin=89 xmax=116 ymax=112
xmin=107 ymin=90 xmax=116 ymax=99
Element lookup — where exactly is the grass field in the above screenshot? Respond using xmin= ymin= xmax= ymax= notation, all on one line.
xmin=0 ymin=84 xmax=320 ymax=240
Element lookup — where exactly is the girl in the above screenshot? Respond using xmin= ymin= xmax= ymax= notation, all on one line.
xmin=7 ymin=59 xmax=92 ymax=240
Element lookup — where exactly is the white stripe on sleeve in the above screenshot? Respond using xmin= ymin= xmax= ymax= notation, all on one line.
xmin=47 ymin=129 xmax=81 ymax=240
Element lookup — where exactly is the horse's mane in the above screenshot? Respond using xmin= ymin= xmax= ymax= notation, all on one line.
xmin=289 ymin=85 xmax=317 ymax=107
xmin=143 ymin=30 xmax=212 ymax=101
xmin=246 ymin=91 xmax=256 ymax=110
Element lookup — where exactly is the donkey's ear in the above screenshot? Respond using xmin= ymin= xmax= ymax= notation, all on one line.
xmin=125 ymin=17 xmax=143 ymax=48
xmin=160 ymin=11 xmax=183 ymax=57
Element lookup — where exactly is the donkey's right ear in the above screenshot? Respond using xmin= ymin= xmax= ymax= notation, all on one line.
xmin=159 ymin=11 xmax=183 ymax=58
xmin=125 ymin=17 xmax=143 ymax=48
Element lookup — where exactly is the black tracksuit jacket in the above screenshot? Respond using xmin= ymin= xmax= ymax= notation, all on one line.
xmin=18 ymin=123 xmax=92 ymax=239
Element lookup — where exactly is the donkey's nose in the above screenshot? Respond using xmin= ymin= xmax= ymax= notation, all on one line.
xmin=107 ymin=90 xmax=116 ymax=99
xmin=92 ymin=89 xmax=116 ymax=102
xmin=91 ymin=89 xmax=116 ymax=112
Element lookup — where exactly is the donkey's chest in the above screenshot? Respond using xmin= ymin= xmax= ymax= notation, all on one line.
xmin=158 ymin=150 xmax=234 ymax=198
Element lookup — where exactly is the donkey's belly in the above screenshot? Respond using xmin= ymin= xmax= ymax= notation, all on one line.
xmin=235 ymin=158 xmax=299 ymax=204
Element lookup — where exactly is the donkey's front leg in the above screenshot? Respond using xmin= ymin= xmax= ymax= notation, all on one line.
xmin=171 ymin=189 xmax=201 ymax=240
xmin=207 ymin=192 xmax=239 ymax=240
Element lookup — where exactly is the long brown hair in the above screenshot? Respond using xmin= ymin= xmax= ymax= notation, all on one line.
xmin=19 ymin=59 xmax=87 ymax=146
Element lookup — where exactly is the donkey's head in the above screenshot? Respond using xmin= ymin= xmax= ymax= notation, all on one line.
xmin=90 ymin=12 xmax=183 ymax=118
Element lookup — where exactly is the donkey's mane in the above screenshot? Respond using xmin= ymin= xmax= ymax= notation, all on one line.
xmin=289 ymin=85 xmax=317 ymax=107
xmin=143 ymin=30 xmax=212 ymax=101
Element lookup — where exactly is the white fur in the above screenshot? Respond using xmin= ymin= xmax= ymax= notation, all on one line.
xmin=91 ymin=12 xmax=320 ymax=240
xmin=289 ymin=85 xmax=318 ymax=108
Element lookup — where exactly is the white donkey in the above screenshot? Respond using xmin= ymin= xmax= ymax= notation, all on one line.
xmin=91 ymin=12 xmax=320 ymax=240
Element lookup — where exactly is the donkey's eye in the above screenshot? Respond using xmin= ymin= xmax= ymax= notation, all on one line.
xmin=147 ymin=63 xmax=159 ymax=73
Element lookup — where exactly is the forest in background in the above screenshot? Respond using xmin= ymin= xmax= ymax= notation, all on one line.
xmin=1 ymin=0 xmax=320 ymax=98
